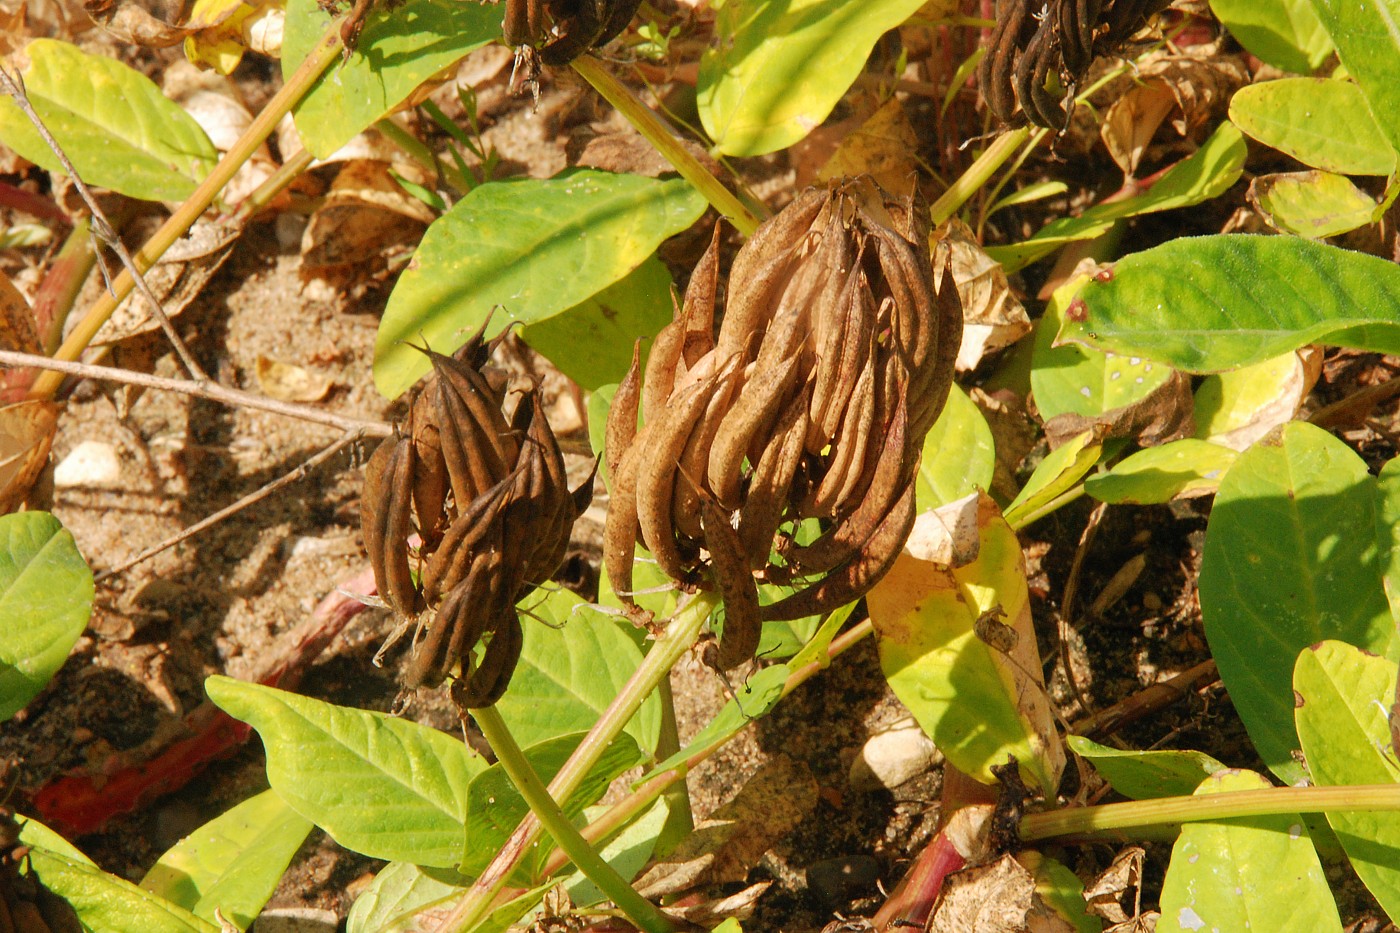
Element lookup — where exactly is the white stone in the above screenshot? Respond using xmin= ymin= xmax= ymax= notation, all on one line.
xmin=849 ymin=720 xmax=939 ymax=792
xmin=53 ymin=440 xmax=121 ymax=488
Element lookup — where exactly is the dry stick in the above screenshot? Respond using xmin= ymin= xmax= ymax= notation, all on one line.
xmin=0 ymin=350 xmax=391 ymax=437
xmin=94 ymin=429 xmax=366 ymax=583
xmin=0 ymin=66 xmax=208 ymax=383
xmin=1056 ymin=499 xmax=1106 ymax=722
xmin=28 ymin=23 xmax=344 ymax=401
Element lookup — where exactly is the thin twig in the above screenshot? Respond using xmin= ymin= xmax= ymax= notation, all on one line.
xmin=94 ymin=429 xmax=367 ymax=582
xmin=0 ymin=66 xmax=209 ymax=382
xmin=0 ymin=349 xmax=392 ymax=437
xmin=1057 ymin=500 xmax=1106 ymax=722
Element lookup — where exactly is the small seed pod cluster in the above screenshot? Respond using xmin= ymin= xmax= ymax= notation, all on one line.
xmin=361 ymin=329 xmax=591 ymax=706
xmin=979 ymin=0 xmax=1170 ymax=129
xmin=503 ymin=0 xmax=642 ymax=66
xmin=604 ymin=179 xmax=963 ymax=668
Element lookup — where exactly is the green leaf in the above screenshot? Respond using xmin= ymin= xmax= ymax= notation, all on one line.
xmin=1068 ymin=735 xmax=1225 ymax=799
xmin=0 ymin=511 xmax=93 ymax=722
xmin=206 ymin=677 xmax=487 ymax=868
xmin=1157 ymin=769 xmax=1342 ymax=933
xmin=1031 ymin=276 xmax=1174 ymax=422
xmin=1252 ymin=170 xmax=1378 ymax=237
xmin=347 ymin=862 xmax=471 ymax=933
xmin=697 ymin=0 xmax=927 ymax=156
xmin=520 ymin=257 xmax=674 ymax=390
xmin=26 ymin=843 xmax=219 ymax=933
xmin=1003 ymin=430 xmax=1104 ymax=529
xmin=460 ymin=732 xmax=643 ymax=880
xmin=1229 ymin=79 xmax=1396 ymax=176
xmin=1209 ymin=0 xmax=1333 ymax=73
xmin=141 ymin=790 xmax=313 ymax=930
xmin=1198 ymin=422 xmax=1398 ymax=785
xmin=870 ymin=495 xmax=1064 ymax=793
xmin=282 ymin=0 xmax=502 ymax=158
xmin=1375 ymin=457 xmax=1400 ymax=623
xmin=1309 ymin=0 xmax=1400 ymax=157
xmin=0 ymin=39 xmax=215 ymax=201
xmin=1083 ymin=440 xmax=1237 ymax=505
xmin=1059 ymin=235 xmax=1400 ymax=372
xmin=1019 ymin=852 xmax=1102 ymax=933
xmin=1295 ymin=641 xmax=1400 ymax=923
xmin=986 ymin=122 xmax=1246 ymax=273
xmin=496 ymin=589 xmax=660 ymax=756
xmin=1193 ymin=352 xmax=1310 ymax=443
xmin=916 ymin=384 xmax=995 ymax=510
xmin=376 ymin=170 xmax=707 ymax=398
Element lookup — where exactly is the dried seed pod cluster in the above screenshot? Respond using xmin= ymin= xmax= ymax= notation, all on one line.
xmin=979 ymin=0 xmax=1170 ymax=129
xmin=362 ymin=329 xmax=591 ymax=706
xmin=604 ymin=179 xmax=963 ymax=667
xmin=503 ymin=0 xmax=642 ymax=66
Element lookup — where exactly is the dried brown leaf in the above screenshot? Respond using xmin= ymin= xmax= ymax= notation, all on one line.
xmin=254 ymin=356 xmax=332 ymax=403
xmin=817 ymin=96 xmax=921 ymax=198
xmin=928 ymin=855 xmax=1035 ymax=933
xmin=935 ymin=219 xmax=1029 ymax=371
xmin=0 ymin=400 xmax=57 ymax=515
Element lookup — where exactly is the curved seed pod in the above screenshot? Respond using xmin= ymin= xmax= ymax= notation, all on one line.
xmin=404 ymin=555 xmax=494 ymax=689
xmin=702 ymin=498 xmax=761 ymax=669
xmin=738 ymin=386 xmax=810 ymax=566
xmin=806 ymin=359 xmax=878 ymax=517
xmin=1013 ymin=22 xmax=1067 ymax=130
xmin=380 ymin=435 xmax=422 ymax=615
xmin=785 ymin=393 xmax=908 ymax=576
xmin=679 ymin=224 xmax=722 ymax=375
xmin=606 ymin=341 xmax=643 ymax=481
xmin=672 ymin=355 xmax=743 ymax=540
xmin=458 ymin=611 xmax=524 ymax=707
xmin=707 ymin=352 xmax=804 ymax=507
xmin=808 ymin=265 xmax=870 ymax=447
xmin=429 ymin=350 xmax=518 ymax=468
xmin=760 ymin=482 xmax=916 ymax=622
xmin=445 ymin=549 xmax=505 ymax=677
xmin=635 ymin=373 xmax=721 ymax=581
xmin=421 ymin=474 xmax=516 ymax=603
xmin=433 ymin=359 xmax=509 ymax=502
xmin=979 ymin=0 xmax=1029 ymax=125
xmin=642 ymin=317 xmax=685 ymax=427
xmin=360 ymin=436 xmax=401 ymax=609
xmin=602 ymin=443 xmax=643 ymax=606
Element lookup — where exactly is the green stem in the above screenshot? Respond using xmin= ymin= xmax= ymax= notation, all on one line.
xmin=570 ymin=55 xmax=764 ymax=236
xmin=1006 ymin=483 xmax=1086 ymax=531
xmin=30 ymin=23 xmax=344 ymax=400
xmin=443 ymin=591 xmax=719 ymax=932
xmin=374 ymin=118 xmax=473 ymax=195
xmin=472 ymin=706 xmax=678 ymax=933
xmin=1022 ymin=784 xmax=1400 ymax=842
xmin=929 ymin=127 xmax=1030 ymax=226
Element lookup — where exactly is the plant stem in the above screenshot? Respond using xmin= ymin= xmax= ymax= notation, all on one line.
xmin=374 ymin=118 xmax=473 ymax=196
xmin=930 ymin=126 xmax=1030 ymax=226
xmin=570 ymin=55 xmax=764 ymax=236
xmin=471 ymin=705 xmax=679 ymax=933
xmin=1021 ymin=784 xmax=1400 ymax=842
xmin=29 ymin=23 xmax=345 ymax=401
xmin=1006 ymin=482 xmax=1086 ymax=531
xmin=442 ymin=591 xmax=718 ymax=932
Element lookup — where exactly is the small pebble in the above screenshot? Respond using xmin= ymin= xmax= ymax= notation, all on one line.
xmin=54 ymin=440 xmax=121 ymax=488
xmin=808 ymin=855 xmax=881 ymax=906
xmin=849 ymin=720 xmax=938 ymax=792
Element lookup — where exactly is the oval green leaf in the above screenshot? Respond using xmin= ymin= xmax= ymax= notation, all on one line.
xmin=282 ymin=0 xmax=502 ymax=158
xmin=916 ymin=383 xmax=994 ymax=510
xmin=1375 ymin=456 xmax=1400 ymax=624
xmin=0 ymin=511 xmax=93 ymax=722
xmin=697 ymin=0 xmax=926 ymax=156
xmin=0 ymin=40 xmax=215 ymax=201
xmin=1068 ymin=735 xmax=1225 ymax=799
xmin=347 ymin=861 xmax=471 ymax=933
xmin=1031 ymin=276 xmax=1174 ymax=422
xmin=1193 ymin=352 xmax=1310 ymax=446
xmin=375 ymin=170 xmax=707 ymax=398
xmin=1230 ymin=78 xmax=1395 ymax=176
xmin=986 ymin=122 xmax=1246 ymax=273
xmin=1083 ymin=439 xmax=1237 ymax=505
xmin=1295 ymin=640 xmax=1400 ymax=921
xmin=1209 ymin=0 xmax=1333 ymax=73
xmin=1157 ymin=769 xmax=1341 ymax=933
xmin=26 ymin=844 xmax=219 ymax=933
xmin=1198 ymin=422 xmax=1397 ymax=785
xmin=206 ymin=676 xmax=487 ymax=868
xmin=141 ymin=789 xmax=313 ymax=930
xmin=1310 ymin=0 xmax=1400 ymax=157
xmin=1252 ymin=170 xmax=1378 ymax=238
xmin=495 ymin=589 xmax=660 ymax=755
xmin=519 ymin=256 xmax=674 ymax=390
xmin=1003 ymin=429 xmax=1105 ymax=530
xmin=1060 ymin=235 xmax=1400 ymax=372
